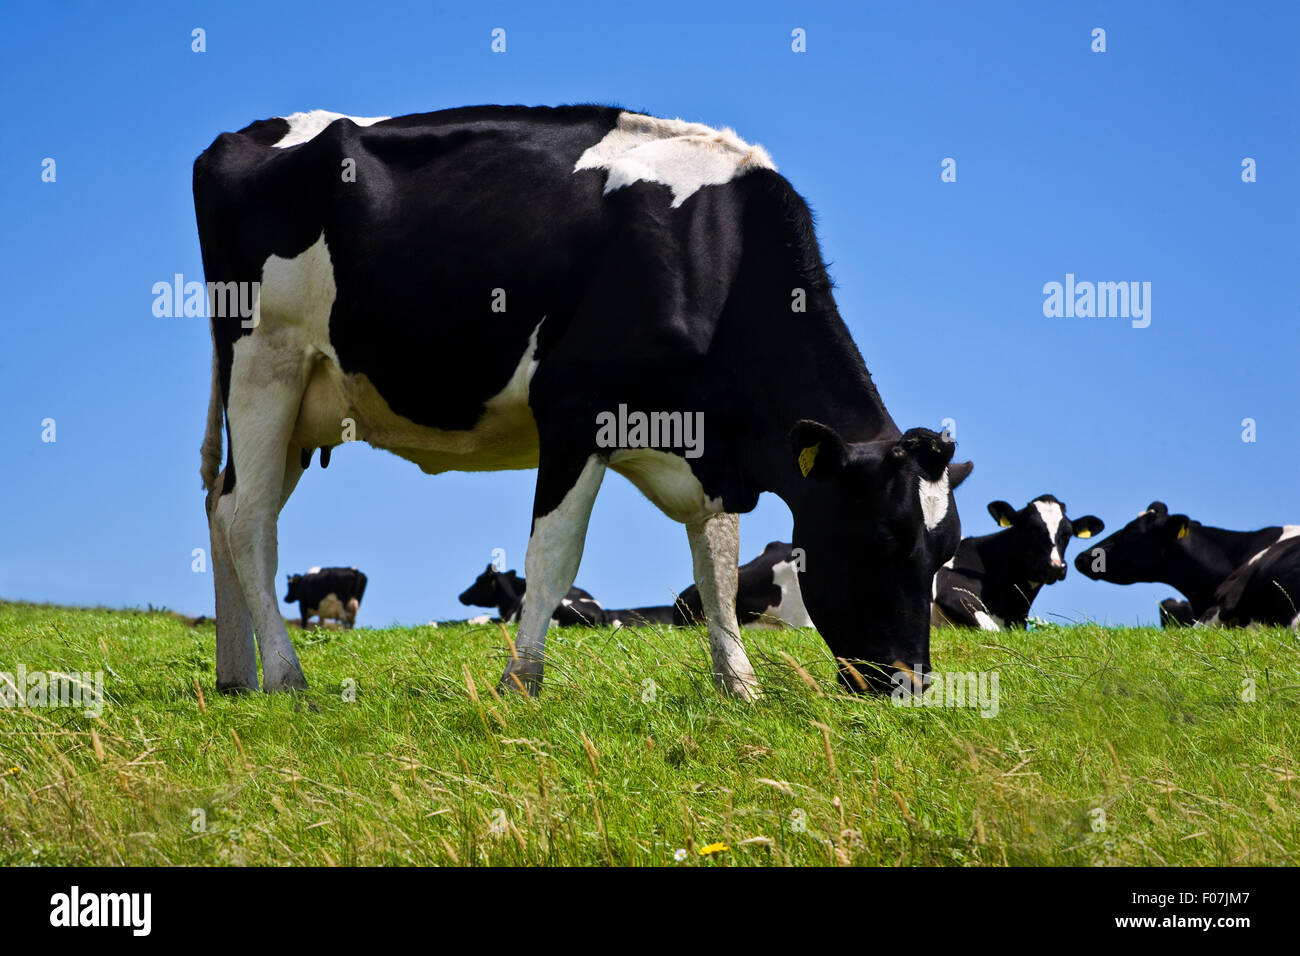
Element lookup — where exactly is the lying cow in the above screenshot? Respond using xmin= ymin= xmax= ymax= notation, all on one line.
xmin=458 ymin=565 xmax=607 ymax=626
xmin=1074 ymin=502 xmax=1294 ymax=623
xmin=614 ymin=541 xmax=814 ymax=628
xmin=284 ymin=566 xmax=367 ymax=629
xmin=1202 ymin=529 xmax=1300 ymax=627
xmin=931 ymin=496 xmax=1102 ymax=630
xmin=195 ymin=105 xmax=971 ymax=696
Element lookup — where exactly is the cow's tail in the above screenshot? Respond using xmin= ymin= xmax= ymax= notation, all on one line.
xmin=200 ymin=350 xmax=224 ymax=491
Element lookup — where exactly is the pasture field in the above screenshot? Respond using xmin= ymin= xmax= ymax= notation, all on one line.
xmin=0 ymin=600 xmax=1296 ymax=866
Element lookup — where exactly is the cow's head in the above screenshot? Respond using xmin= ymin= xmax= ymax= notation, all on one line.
xmin=459 ymin=565 xmax=515 ymax=608
xmin=1073 ymin=501 xmax=1190 ymax=583
xmin=788 ymin=423 xmax=973 ymax=693
xmin=284 ymin=574 xmax=302 ymax=603
xmin=987 ymin=495 xmax=1103 ymax=583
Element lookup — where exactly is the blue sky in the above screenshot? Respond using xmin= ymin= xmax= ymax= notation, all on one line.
xmin=1 ymin=1 xmax=1296 ymax=628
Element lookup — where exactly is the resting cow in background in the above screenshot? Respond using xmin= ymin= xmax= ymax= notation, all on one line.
xmin=458 ymin=565 xmax=607 ymax=626
xmin=1202 ymin=530 xmax=1300 ymax=627
xmin=613 ymin=540 xmax=814 ymax=628
xmin=284 ymin=566 xmax=367 ymax=629
xmin=1074 ymin=502 xmax=1295 ymax=623
xmin=195 ymin=105 xmax=972 ymax=697
xmin=932 ymin=495 xmax=1102 ymax=630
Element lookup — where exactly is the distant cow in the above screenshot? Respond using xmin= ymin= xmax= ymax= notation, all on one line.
xmin=931 ymin=495 xmax=1102 ymax=630
xmin=196 ymin=105 xmax=972 ymax=697
xmin=284 ymin=567 xmax=367 ymax=629
xmin=1074 ymin=502 xmax=1294 ymax=622
xmin=458 ymin=565 xmax=607 ymax=626
xmin=1203 ymin=529 xmax=1300 ymax=627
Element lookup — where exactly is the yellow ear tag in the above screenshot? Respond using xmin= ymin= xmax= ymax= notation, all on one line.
xmin=1177 ymin=524 xmax=1189 ymax=539
xmin=798 ymin=442 xmax=821 ymax=478
xmin=998 ymin=518 xmax=1012 ymax=528
xmin=1077 ymin=530 xmax=1092 ymax=538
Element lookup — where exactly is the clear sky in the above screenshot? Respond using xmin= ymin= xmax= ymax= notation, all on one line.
xmin=2 ymin=1 xmax=1296 ymax=628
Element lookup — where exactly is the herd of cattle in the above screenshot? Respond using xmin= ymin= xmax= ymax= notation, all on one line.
xmin=196 ymin=104 xmax=1292 ymax=696
xmin=286 ymin=500 xmax=1300 ymax=634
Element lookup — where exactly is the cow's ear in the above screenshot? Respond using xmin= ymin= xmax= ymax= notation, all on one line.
xmin=1145 ymin=501 xmax=1168 ymax=516
xmin=789 ymin=420 xmax=847 ymax=479
xmin=1169 ymin=515 xmax=1191 ymax=540
xmin=1072 ymin=516 xmax=1104 ymax=538
xmin=987 ymin=500 xmax=1016 ymax=528
xmin=949 ymin=460 xmax=974 ymax=489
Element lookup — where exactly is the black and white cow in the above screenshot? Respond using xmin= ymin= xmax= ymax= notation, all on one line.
xmin=931 ymin=496 xmax=1102 ymax=630
xmin=604 ymin=540 xmax=814 ymax=628
xmin=458 ymin=564 xmax=607 ymax=626
xmin=195 ymin=106 xmax=972 ymax=696
xmin=284 ymin=566 xmax=367 ymax=629
xmin=1203 ymin=529 xmax=1300 ymax=627
xmin=1073 ymin=502 xmax=1294 ymax=623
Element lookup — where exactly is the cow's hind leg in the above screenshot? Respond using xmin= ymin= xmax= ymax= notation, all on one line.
xmin=500 ymin=453 xmax=607 ymax=695
xmin=223 ymin=351 xmax=310 ymax=691
xmin=687 ymin=512 xmax=760 ymax=700
xmin=208 ymin=477 xmax=258 ymax=693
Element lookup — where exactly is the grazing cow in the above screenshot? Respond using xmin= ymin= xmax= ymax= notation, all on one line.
xmin=1158 ymin=598 xmax=1196 ymax=628
xmin=195 ymin=105 xmax=972 ymax=697
xmin=1202 ymin=529 xmax=1300 ymax=627
xmin=606 ymin=540 xmax=814 ymax=628
xmin=284 ymin=566 xmax=367 ymax=629
xmin=931 ymin=496 xmax=1103 ymax=630
xmin=1073 ymin=502 xmax=1293 ymax=622
xmin=458 ymin=564 xmax=607 ymax=626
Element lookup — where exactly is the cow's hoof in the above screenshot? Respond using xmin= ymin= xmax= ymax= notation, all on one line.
xmin=263 ymin=672 xmax=309 ymax=693
xmin=215 ymin=681 xmax=258 ymax=696
xmin=717 ymin=674 xmax=761 ymax=702
xmin=498 ymin=667 xmax=542 ymax=697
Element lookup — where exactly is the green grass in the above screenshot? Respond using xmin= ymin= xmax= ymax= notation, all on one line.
xmin=1 ymin=600 xmax=1296 ymax=866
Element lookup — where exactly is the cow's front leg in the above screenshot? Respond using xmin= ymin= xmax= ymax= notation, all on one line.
xmin=687 ymin=512 xmax=760 ymax=700
xmin=500 ymin=453 xmax=606 ymax=695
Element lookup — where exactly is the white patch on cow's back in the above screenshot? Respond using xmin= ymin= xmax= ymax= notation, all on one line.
xmin=307 ymin=566 xmax=321 ymax=574
xmin=765 ymin=559 xmax=813 ymax=627
xmin=575 ymin=112 xmax=775 ymax=208
xmin=273 ymin=110 xmax=390 ymax=149
xmin=918 ymin=473 xmax=950 ymax=531
xmin=1033 ymin=499 xmax=1066 ymax=566
xmin=1247 ymin=524 xmax=1300 ymax=565
xmin=608 ymin=448 xmax=723 ymax=523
